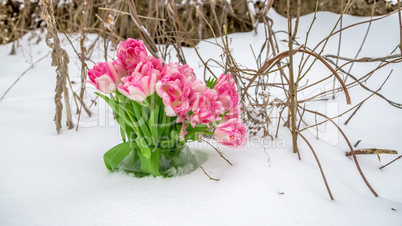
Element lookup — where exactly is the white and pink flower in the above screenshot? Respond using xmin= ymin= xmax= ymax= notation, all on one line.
xmin=116 ymin=38 xmax=163 ymax=74
xmin=214 ymin=118 xmax=248 ymax=148
xmin=156 ymin=73 xmax=191 ymax=117
xmin=156 ymin=63 xmax=206 ymax=118
xmin=86 ymin=59 xmax=127 ymax=94
xmin=189 ymin=88 xmax=224 ymax=127
xmin=214 ymin=73 xmax=242 ymax=120
xmin=116 ymin=39 xmax=147 ymax=68
xmin=163 ymin=62 xmax=193 ymax=78
xmin=118 ymin=62 xmax=161 ymax=102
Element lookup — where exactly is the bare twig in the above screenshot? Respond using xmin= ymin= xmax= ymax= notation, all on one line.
xmin=398 ymin=0 xmax=402 ymax=54
xmin=200 ymin=166 xmax=220 ymax=181
xmin=299 ymin=133 xmax=334 ymax=200
xmin=0 ymin=52 xmax=50 ymax=102
xmin=286 ymin=0 xmax=300 ymax=154
xmin=346 ymin=149 xmax=398 ymax=156
xmin=203 ymin=139 xmax=232 ymax=166
xmin=380 ymin=155 xmax=402 ymax=169
xmin=324 ymin=54 xmax=401 ymax=62
xmin=98 ymin=7 xmax=166 ymax=21
xmin=344 ymin=102 xmax=363 ymax=125
xmin=354 ymin=140 xmax=361 ymax=148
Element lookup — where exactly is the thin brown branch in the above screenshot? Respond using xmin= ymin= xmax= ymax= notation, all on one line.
xmin=299 ymin=133 xmax=334 ymax=200
xmin=98 ymin=7 xmax=166 ymax=20
xmin=398 ymin=0 xmax=402 ymax=54
xmin=344 ymin=102 xmax=362 ymax=125
xmin=287 ymin=0 xmax=299 ymax=154
xmin=346 ymin=149 xmax=398 ymax=156
xmin=0 ymin=52 xmax=50 ymax=102
xmin=354 ymin=140 xmax=361 ymax=148
xmin=324 ymin=54 xmax=401 ymax=62
xmin=200 ymin=166 xmax=220 ymax=181
xmin=379 ymin=155 xmax=402 ymax=169
xmin=203 ymin=139 xmax=232 ymax=166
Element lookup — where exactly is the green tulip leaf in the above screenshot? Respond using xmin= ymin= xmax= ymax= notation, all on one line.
xmin=103 ymin=142 xmax=136 ymax=171
xmin=137 ymin=147 xmax=161 ymax=177
xmin=136 ymin=136 xmax=151 ymax=158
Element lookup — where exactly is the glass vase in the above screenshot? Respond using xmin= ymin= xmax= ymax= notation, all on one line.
xmin=117 ymin=144 xmax=205 ymax=177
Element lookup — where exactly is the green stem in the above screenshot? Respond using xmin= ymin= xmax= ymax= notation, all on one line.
xmin=186 ymin=130 xmax=214 ymax=139
xmin=145 ymin=98 xmax=153 ymax=112
xmin=200 ymin=131 xmax=214 ymax=136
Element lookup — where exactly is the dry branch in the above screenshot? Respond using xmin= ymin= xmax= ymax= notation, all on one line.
xmin=203 ymin=139 xmax=232 ymax=166
xmin=126 ymin=0 xmax=159 ymax=58
xmin=41 ymin=0 xmax=74 ymax=133
xmin=346 ymin=149 xmax=398 ymax=156
xmin=200 ymin=166 xmax=220 ymax=181
xmin=380 ymin=155 xmax=402 ymax=169
xmin=0 ymin=52 xmax=50 ymax=102
xmin=299 ymin=133 xmax=334 ymax=200
xmin=324 ymin=54 xmax=401 ymax=62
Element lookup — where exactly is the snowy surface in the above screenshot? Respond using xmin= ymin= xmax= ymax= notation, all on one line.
xmin=1 ymin=10 xmax=402 ymax=225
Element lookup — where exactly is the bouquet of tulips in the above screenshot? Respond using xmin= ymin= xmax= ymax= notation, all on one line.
xmin=86 ymin=38 xmax=247 ymax=177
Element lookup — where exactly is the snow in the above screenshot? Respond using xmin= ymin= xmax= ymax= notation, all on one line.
xmin=1 ymin=10 xmax=402 ymax=225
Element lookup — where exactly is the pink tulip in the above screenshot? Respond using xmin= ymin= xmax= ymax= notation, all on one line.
xmin=156 ymin=64 xmax=206 ymax=117
xmin=214 ymin=118 xmax=248 ymax=148
xmin=189 ymin=88 xmax=224 ymax=127
xmin=116 ymin=38 xmax=163 ymax=74
xmin=163 ymin=62 xmax=193 ymax=78
xmin=86 ymin=59 xmax=127 ymax=94
xmin=118 ymin=62 xmax=161 ymax=102
xmin=214 ymin=73 xmax=242 ymax=120
xmin=116 ymin=38 xmax=147 ymax=68
xmin=156 ymin=73 xmax=191 ymax=117
xmin=189 ymin=75 xmax=207 ymax=94
xmin=146 ymin=56 xmax=164 ymax=72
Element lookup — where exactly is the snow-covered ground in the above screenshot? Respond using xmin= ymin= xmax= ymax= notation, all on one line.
xmin=1 ymin=9 xmax=402 ymax=225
